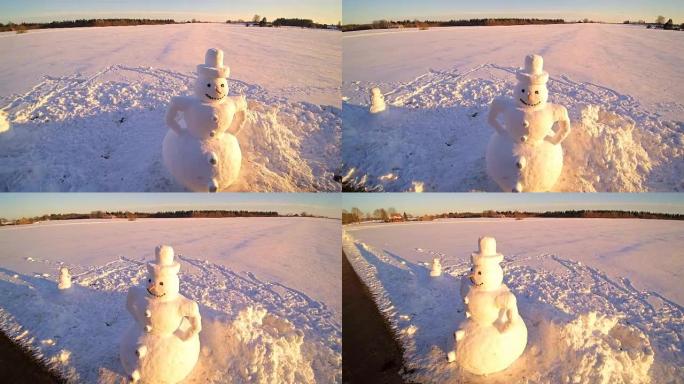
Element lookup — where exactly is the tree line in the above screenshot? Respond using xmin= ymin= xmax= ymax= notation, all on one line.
xmin=1 ymin=210 xmax=286 ymax=225
xmin=0 ymin=19 xmax=177 ymax=32
xmin=342 ymin=18 xmax=566 ymax=32
xmin=342 ymin=208 xmax=683 ymax=224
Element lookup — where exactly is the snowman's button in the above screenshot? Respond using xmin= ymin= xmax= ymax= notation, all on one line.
xmin=145 ymin=325 xmax=152 ymax=333
xmin=210 ymin=131 xmax=216 ymax=137
xmin=145 ymin=310 xmax=151 ymax=318
xmin=520 ymin=135 xmax=528 ymax=143
xmin=523 ymin=120 xmax=529 ymax=128
xmin=212 ymin=115 xmax=218 ymax=122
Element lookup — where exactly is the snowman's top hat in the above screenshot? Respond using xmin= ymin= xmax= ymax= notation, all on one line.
xmin=147 ymin=245 xmax=180 ymax=276
xmin=516 ymin=54 xmax=549 ymax=85
xmin=471 ymin=236 xmax=504 ymax=266
xmin=197 ymin=48 xmax=230 ymax=79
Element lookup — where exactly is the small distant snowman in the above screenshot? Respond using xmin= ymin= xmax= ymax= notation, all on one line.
xmin=448 ymin=236 xmax=527 ymax=375
xmin=58 ymin=266 xmax=71 ymax=290
xmin=120 ymin=245 xmax=202 ymax=383
xmin=486 ymin=54 xmax=571 ymax=192
xmin=163 ymin=48 xmax=248 ymax=192
xmin=369 ymin=87 xmax=386 ymax=113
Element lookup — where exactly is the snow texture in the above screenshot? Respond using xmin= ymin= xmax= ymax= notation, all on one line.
xmin=343 ymin=218 xmax=684 ymax=383
xmin=342 ymin=24 xmax=684 ymax=192
xmin=0 ymin=218 xmax=341 ymax=383
xmin=0 ymin=24 xmax=341 ymax=192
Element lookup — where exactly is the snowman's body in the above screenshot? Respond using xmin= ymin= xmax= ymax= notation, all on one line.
xmin=120 ymin=246 xmax=201 ymax=384
xmin=163 ymin=48 xmax=247 ymax=192
xmin=486 ymin=54 xmax=570 ymax=192
xmin=449 ymin=237 xmax=527 ymax=375
xmin=58 ymin=267 xmax=71 ymax=290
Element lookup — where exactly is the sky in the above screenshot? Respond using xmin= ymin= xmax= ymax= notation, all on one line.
xmin=343 ymin=193 xmax=684 ymax=216
xmin=343 ymin=0 xmax=683 ymax=24
xmin=0 ymin=193 xmax=341 ymax=219
xmin=0 ymin=0 xmax=341 ymax=24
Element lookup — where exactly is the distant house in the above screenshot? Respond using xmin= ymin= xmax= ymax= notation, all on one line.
xmin=390 ymin=214 xmax=404 ymax=222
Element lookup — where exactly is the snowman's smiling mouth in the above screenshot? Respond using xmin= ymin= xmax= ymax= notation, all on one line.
xmin=470 ymin=277 xmax=484 ymax=286
xmin=519 ymin=98 xmax=541 ymax=107
xmin=147 ymin=288 xmax=166 ymax=298
xmin=205 ymin=93 xmax=225 ymax=100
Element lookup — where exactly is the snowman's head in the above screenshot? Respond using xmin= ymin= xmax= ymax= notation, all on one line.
xmin=195 ymin=48 xmax=230 ymax=103
xmin=146 ymin=245 xmax=181 ymax=300
xmin=195 ymin=75 xmax=228 ymax=103
xmin=469 ymin=262 xmax=504 ymax=291
xmin=515 ymin=54 xmax=549 ymax=109
xmin=514 ymin=81 xmax=548 ymax=108
xmin=469 ymin=237 xmax=505 ymax=291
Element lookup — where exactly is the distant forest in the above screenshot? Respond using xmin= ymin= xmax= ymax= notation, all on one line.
xmin=342 ymin=209 xmax=683 ymax=224
xmin=342 ymin=18 xmax=566 ymax=32
xmin=0 ymin=19 xmax=177 ymax=32
xmin=0 ymin=210 xmax=330 ymax=226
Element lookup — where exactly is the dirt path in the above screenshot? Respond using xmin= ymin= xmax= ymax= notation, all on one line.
xmin=0 ymin=330 xmax=63 ymax=383
xmin=342 ymin=251 xmax=406 ymax=384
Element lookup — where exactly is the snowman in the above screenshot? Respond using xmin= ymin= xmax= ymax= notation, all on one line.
xmin=58 ymin=266 xmax=71 ymax=290
xmin=120 ymin=245 xmax=202 ymax=383
xmin=369 ymin=87 xmax=386 ymax=113
xmin=486 ymin=54 xmax=571 ymax=192
xmin=447 ymin=237 xmax=527 ymax=375
xmin=163 ymin=48 xmax=248 ymax=192
xmin=430 ymin=257 xmax=442 ymax=277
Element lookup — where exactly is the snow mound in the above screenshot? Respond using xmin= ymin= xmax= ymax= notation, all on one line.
xmin=0 ymin=65 xmax=340 ymax=191
xmin=560 ymin=105 xmax=653 ymax=192
xmin=197 ymin=307 xmax=315 ymax=384
xmin=525 ymin=312 xmax=654 ymax=384
xmin=342 ymin=64 xmax=683 ymax=192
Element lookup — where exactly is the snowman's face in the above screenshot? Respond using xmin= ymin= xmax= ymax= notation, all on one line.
xmin=195 ymin=76 xmax=228 ymax=103
xmin=146 ymin=272 xmax=179 ymax=299
xmin=515 ymin=82 xmax=548 ymax=108
xmin=469 ymin=263 xmax=503 ymax=291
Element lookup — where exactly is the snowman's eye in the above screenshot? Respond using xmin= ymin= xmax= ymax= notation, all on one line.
xmin=159 ymin=281 xmax=164 ymax=286
xmin=535 ymin=90 xmax=539 ymax=94
xmin=221 ymin=84 xmax=225 ymax=88
xmin=521 ymin=89 xmax=525 ymax=93
xmin=207 ymin=83 xmax=211 ymax=87
xmin=148 ymin=279 xmax=152 ymax=283
xmin=478 ymin=271 xmax=482 ymax=275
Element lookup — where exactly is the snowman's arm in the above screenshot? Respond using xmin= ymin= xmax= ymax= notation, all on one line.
xmin=501 ymin=292 xmax=520 ymax=326
xmin=182 ymin=299 xmax=202 ymax=336
xmin=487 ymin=98 xmax=507 ymax=136
xmin=165 ymin=96 xmax=191 ymax=135
xmin=226 ymin=95 xmax=248 ymax=135
xmin=125 ymin=288 xmax=137 ymax=316
xmin=548 ymin=105 xmax=571 ymax=145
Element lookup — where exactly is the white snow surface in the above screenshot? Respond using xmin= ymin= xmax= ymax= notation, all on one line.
xmin=342 ymin=24 xmax=684 ymax=192
xmin=0 ymin=24 xmax=341 ymax=191
xmin=343 ymin=218 xmax=684 ymax=383
xmin=0 ymin=218 xmax=341 ymax=383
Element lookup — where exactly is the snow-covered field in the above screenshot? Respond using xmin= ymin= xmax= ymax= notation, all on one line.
xmin=342 ymin=24 xmax=684 ymax=192
xmin=0 ymin=218 xmax=341 ymax=383
xmin=0 ymin=24 xmax=341 ymax=191
xmin=344 ymin=218 xmax=684 ymax=383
